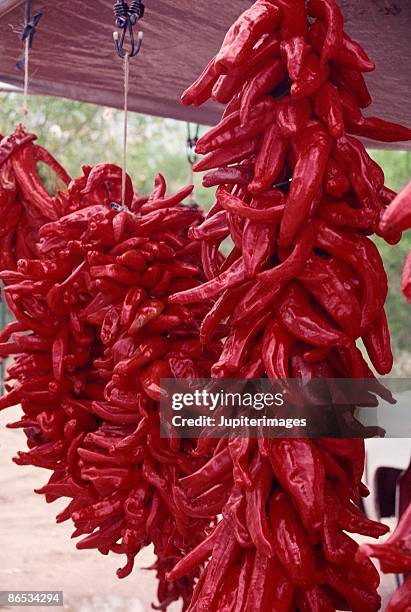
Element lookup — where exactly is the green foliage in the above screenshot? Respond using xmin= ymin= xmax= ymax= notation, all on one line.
xmin=0 ymin=92 xmax=213 ymax=207
xmin=370 ymin=150 xmax=411 ymax=193
xmin=0 ymin=93 xmax=410 ymax=363
xmin=368 ymin=150 xmax=411 ymax=358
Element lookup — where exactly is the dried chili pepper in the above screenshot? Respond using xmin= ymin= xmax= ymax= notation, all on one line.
xmin=214 ymin=0 xmax=281 ymax=71
xmin=171 ymin=0 xmax=410 ymax=609
xmin=0 ymin=154 xmax=220 ymax=611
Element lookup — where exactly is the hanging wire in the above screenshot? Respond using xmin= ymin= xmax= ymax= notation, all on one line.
xmin=121 ymin=53 xmax=130 ymax=209
xmin=186 ymin=122 xmax=200 ymax=166
xmin=112 ymin=1 xmax=145 ymax=212
xmin=186 ymin=123 xmax=200 ymax=204
xmin=15 ymin=0 xmax=42 ymax=116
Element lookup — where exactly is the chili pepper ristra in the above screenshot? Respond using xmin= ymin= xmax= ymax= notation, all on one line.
xmin=167 ymin=0 xmax=411 ymax=609
xmin=0 ymin=128 xmax=221 ymax=610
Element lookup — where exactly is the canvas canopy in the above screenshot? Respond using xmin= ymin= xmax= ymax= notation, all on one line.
xmin=0 ymin=0 xmax=410 ymax=148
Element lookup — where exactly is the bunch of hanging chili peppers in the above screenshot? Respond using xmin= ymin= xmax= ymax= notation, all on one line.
xmin=164 ymin=0 xmax=411 ymax=609
xmin=0 ymin=127 xmax=223 ymax=610
xmin=0 ymin=125 xmax=71 ymax=270
xmin=357 ymin=503 xmax=411 ymax=612
xmin=381 ymin=180 xmax=411 ymax=303
xmin=376 ymin=181 xmax=411 ymax=609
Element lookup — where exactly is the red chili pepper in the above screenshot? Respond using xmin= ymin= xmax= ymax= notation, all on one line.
xmin=247 ymin=550 xmax=295 ymax=610
xmin=291 ymin=53 xmax=330 ymax=97
xmin=11 ymin=143 xmax=58 ymax=220
xmin=277 ymin=280 xmax=350 ymax=347
xmin=166 ymin=521 xmax=225 ymax=581
xmin=323 ymin=158 xmax=350 ymax=197
xmin=52 ymin=324 xmax=69 ymax=380
xmin=346 ymin=115 xmax=411 ymax=143
xmin=315 ymin=222 xmax=387 ymax=330
xmin=198 ymin=241 xmax=220 ymax=281
xmin=211 ymin=34 xmax=281 ymax=104
xmin=276 ymin=96 xmax=313 ymax=137
xmin=385 ymin=576 xmax=411 ymax=612
xmin=333 ymin=135 xmax=384 ymax=213
xmin=314 ymin=81 xmax=345 ymax=138
xmin=188 ymin=522 xmax=240 ymax=610
xmin=337 ymin=500 xmax=389 ymax=538
xmin=275 ymin=0 xmax=308 ymax=39
xmin=82 ymin=163 xmax=134 ymax=209
xmin=139 ymin=184 xmax=194 ymax=214
xmin=181 ymin=58 xmax=220 ymax=107
xmin=140 ymin=359 xmax=172 ymax=402
xmin=116 ymin=249 xmax=147 ymax=272
xmin=356 ymin=503 xmax=411 ymax=574
xmin=307 ymin=0 xmax=344 ymax=64
xmin=309 ymin=19 xmax=375 ymax=72
xmin=228 ymin=438 xmax=254 ymax=490
xmin=169 ymin=257 xmax=246 ymax=304
xmin=0 ymin=126 xmax=37 ymax=166
xmin=192 ymin=138 xmax=262 ymax=173
xmin=202 ymin=164 xmax=254 ymax=188
xmin=298 ymin=254 xmax=362 ymax=338
xmin=240 ymin=59 xmax=286 ymax=125
xmin=279 ymin=124 xmax=331 ymax=247
xmin=215 ymin=0 xmax=281 ymax=71
xmin=200 ymin=283 xmax=251 ymax=346
xmin=402 ymin=250 xmax=411 ymax=303
xmin=242 ymin=202 xmax=277 ymax=276
xmin=212 ymin=310 xmax=271 ymax=374
xmin=330 ymin=63 xmax=372 ymax=108
xmin=128 ymin=299 xmax=165 ymax=334
xmin=189 ymin=210 xmax=229 ymax=242
xmin=218 ymin=187 xmax=284 ymax=222
xmin=319 ymin=563 xmax=381 ymax=611
xmin=262 ymin=319 xmax=295 ymax=378
xmin=33 ymin=145 xmax=71 ymax=186
xmin=318 ymin=197 xmax=375 ymax=229
xmin=362 ymin=309 xmax=393 ymax=375
xmin=269 ymin=490 xmax=316 ymax=588
xmin=245 ymin=454 xmax=273 ymax=557
xmin=195 ymin=97 xmax=276 ymax=154
xmin=280 ymin=36 xmax=310 ymax=80
xmin=380 ymin=180 xmax=411 ymax=233
xmin=148 ymin=173 xmax=167 ymax=201
xmin=110 ymin=236 xmax=149 ymax=256
xmin=249 ymin=123 xmax=289 ymax=194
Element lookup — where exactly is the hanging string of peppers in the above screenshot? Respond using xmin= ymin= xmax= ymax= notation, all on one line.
xmin=0 ymin=126 xmax=71 ymax=270
xmin=357 ymin=503 xmax=411 ymax=612
xmin=0 ymin=126 xmax=224 ymax=610
xmin=163 ymin=0 xmax=411 ymax=610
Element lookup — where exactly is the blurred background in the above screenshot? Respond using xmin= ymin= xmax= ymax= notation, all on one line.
xmin=0 ymin=92 xmax=410 ymax=611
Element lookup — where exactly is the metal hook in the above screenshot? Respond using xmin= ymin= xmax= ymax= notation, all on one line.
xmin=186 ymin=123 xmax=200 ymax=166
xmin=113 ymin=0 xmax=144 ymax=59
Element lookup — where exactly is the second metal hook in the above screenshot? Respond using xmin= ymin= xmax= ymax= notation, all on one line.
xmin=186 ymin=123 xmax=200 ymax=166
